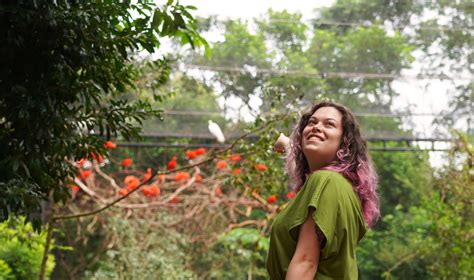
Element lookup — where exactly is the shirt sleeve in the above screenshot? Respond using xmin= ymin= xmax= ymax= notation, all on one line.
xmin=306 ymin=172 xmax=340 ymax=259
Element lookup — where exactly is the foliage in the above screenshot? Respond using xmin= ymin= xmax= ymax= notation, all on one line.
xmin=371 ymin=149 xmax=433 ymax=217
xmin=2 ymin=0 xmax=467 ymax=278
xmin=188 ymin=7 xmax=433 ymax=216
xmin=358 ymin=135 xmax=473 ymax=279
xmin=0 ymin=259 xmax=14 ymax=280
xmin=53 ymin=140 xmax=282 ymax=278
xmin=0 ymin=0 xmax=207 ymax=227
xmin=139 ymin=73 xmax=227 ymax=135
xmin=0 ymin=217 xmax=55 ymax=279
xmin=319 ymin=0 xmax=473 ymax=134
xmin=180 ymin=6 xmax=470 ymax=279
xmin=209 ymin=228 xmax=269 ymax=279
xmin=82 ymin=216 xmax=197 ymax=280
xmin=192 ymin=9 xmax=414 ymax=116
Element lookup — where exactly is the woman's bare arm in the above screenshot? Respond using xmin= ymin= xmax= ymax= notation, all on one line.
xmin=286 ymin=209 xmax=320 ymax=280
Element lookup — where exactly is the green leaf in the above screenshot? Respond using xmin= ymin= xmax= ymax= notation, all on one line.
xmin=151 ymin=9 xmax=163 ymax=29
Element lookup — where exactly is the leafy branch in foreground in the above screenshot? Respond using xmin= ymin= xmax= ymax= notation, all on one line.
xmin=0 ymin=0 xmax=207 ymax=228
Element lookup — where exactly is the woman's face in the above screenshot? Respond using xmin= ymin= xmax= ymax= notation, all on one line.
xmin=302 ymin=106 xmax=343 ymax=172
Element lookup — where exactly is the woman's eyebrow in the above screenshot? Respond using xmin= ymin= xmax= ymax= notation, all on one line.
xmin=310 ymin=116 xmax=337 ymax=122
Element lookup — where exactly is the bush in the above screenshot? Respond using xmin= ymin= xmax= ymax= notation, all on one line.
xmin=0 ymin=217 xmax=55 ymax=279
xmin=82 ymin=216 xmax=197 ymax=280
xmin=358 ymin=134 xmax=473 ymax=279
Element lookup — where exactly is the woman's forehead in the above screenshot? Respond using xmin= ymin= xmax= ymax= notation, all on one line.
xmin=310 ymin=106 xmax=342 ymax=121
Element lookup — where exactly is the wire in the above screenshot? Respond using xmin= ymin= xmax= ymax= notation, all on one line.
xmin=182 ymin=64 xmax=474 ymax=81
xmin=136 ymin=133 xmax=453 ymax=142
xmin=161 ymin=110 xmax=441 ymax=118
xmin=116 ymin=141 xmax=451 ymax=152
xmin=264 ymin=19 xmax=474 ymax=33
xmin=164 ymin=110 xmax=222 ymax=116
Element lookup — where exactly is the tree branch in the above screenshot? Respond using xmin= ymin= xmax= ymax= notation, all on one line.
xmin=54 ymin=116 xmax=282 ymax=221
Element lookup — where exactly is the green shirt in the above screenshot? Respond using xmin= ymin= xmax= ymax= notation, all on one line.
xmin=266 ymin=170 xmax=367 ymax=280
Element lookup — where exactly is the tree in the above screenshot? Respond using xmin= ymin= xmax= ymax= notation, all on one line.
xmin=187 ymin=10 xmax=432 ymax=214
xmin=358 ymin=134 xmax=473 ymax=279
xmin=318 ymin=0 xmax=473 ymax=136
xmin=0 ymin=0 xmax=207 ymax=227
xmin=49 ymin=140 xmax=281 ymax=278
xmin=182 ymin=9 xmax=446 ymax=278
xmin=139 ymin=73 xmax=227 ymax=136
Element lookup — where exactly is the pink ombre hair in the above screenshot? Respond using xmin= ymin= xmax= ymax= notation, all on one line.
xmin=285 ymin=101 xmax=380 ymax=227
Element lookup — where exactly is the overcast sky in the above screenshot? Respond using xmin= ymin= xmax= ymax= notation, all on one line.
xmin=181 ymin=0 xmax=333 ymax=20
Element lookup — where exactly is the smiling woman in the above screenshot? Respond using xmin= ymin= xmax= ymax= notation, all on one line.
xmin=302 ymin=107 xmax=344 ymax=172
xmin=267 ymin=101 xmax=379 ymax=280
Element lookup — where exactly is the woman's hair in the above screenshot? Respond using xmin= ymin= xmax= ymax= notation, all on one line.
xmin=285 ymin=101 xmax=380 ymax=227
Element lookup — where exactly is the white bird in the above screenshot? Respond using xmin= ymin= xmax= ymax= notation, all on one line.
xmin=208 ymin=120 xmax=225 ymax=143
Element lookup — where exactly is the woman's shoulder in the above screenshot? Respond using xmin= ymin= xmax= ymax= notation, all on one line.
xmin=307 ymin=170 xmax=353 ymax=192
xmin=308 ymin=169 xmax=346 ymax=182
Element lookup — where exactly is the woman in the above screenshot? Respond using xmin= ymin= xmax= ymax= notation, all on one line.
xmin=267 ymin=101 xmax=379 ymax=279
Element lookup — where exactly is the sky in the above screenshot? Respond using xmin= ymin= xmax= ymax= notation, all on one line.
xmin=175 ymin=0 xmax=467 ymax=166
xmin=181 ymin=0 xmax=333 ymax=20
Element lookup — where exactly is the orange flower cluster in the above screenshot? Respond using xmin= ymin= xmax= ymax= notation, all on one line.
xmin=254 ymin=164 xmax=268 ymax=172
xmin=260 ymin=192 xmax=296 ymax=204
xmin=169 ymin=196 xmax=181 ymax=204
xmin=141 ymin=185 xmax=160 ymax=197
xmin=167 ymin=156 xmax=177 ymax=170
xmin=121 ymin=158 xmax=133 ymax=168
xmin=214 ymin=186 xmax=223 ymax=196
xmin=76 ymin=158 xmax=86 ymax=167
xmin=195 ymin=147 xmax=206 ymax=155
xmin=90 ymin=152 xmax=104 ymax=163
xmin=195 ymin=174 xmax=203 ymax=182
xmin=286 ymin=191 xmax=296 ymax=199
xmin=124 ymin=175 xmax=140 ymax=190
xmin=118 ymin=175 xmax=162 ymax=197
xmin=185 ymin=147 xmax=206 ymax=160
xmin=267 ymin=195 xmax=277 ymax=204
xmin=216 ymin=160 xmax=227 ymax=170
xmin=185 ymin=150 xmax=197 ymax=159
xmin=103 ymin=140 xmax=117 ymax=149
xmin=232 ymin=168 xmax=241 ymax=176
xmin=142 ymin=168 xmax=152 ymax=182
xmin=229 ymin=154 xmax=241 ymax=162
xmin=80 ymin=170 xmax=92 ymax=179
xmin=175 ymin=171 xmax=190 ymax=182
xmin=118 ymin=188 xmax=129 ymax=196
xmin=100 ymin=149 xmax=278 ymax=207
xmin=68 ymin=184 xmax=79 ymax=192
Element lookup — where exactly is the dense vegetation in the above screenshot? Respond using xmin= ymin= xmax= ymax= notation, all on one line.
xmin=0 ymin=0 xmax=471 ymax=279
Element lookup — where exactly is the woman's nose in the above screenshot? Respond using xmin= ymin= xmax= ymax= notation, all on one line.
xmin=312 ymin=122 xmax=323 ymax=132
